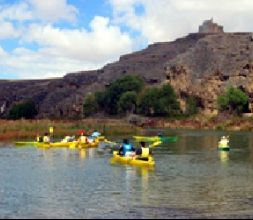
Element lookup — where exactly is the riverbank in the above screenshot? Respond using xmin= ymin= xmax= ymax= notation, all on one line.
xmin=0 ymin=119 xmax=143 ymax=141
xmin=160 ymin=115 xmax=253 ymax=131
xmin=1 ymin=116 xmax=253 ymax=141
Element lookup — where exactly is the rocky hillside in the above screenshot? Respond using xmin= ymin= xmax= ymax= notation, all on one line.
xmin=1 ymin=21 xmax=253 ymax=119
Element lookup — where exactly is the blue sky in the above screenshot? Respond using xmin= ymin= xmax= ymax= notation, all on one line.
xmin=1 ymin=0 xmax=253 ymax=79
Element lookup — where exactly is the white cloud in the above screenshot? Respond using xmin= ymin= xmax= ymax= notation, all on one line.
xmin=0 ymin=0 xmax=78 ymax=23
xmin=110 ymin=0 xmax=253 ymax=43
xmin=0 ymin=2 xmax=32 ymax=22
xmin=0 ymin=15 xmax=133 ymax=79
xmin=0 ymin=21 xmax=20 ymax=39
xmin=28 ymin=0 xmax=78 ymax=23
xmin=22 ymin=16 xmax=133 ymax=63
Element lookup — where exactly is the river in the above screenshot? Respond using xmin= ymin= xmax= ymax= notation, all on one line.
xmin=0 ymin=130 xmax=253 ymax=218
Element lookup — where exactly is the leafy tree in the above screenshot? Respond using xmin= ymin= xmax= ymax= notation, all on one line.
xmin=138 ymin=87 xmax=161 ymax=116
xmin=158 ymin=85 xmax=181 ymax=116
xmin=118 ymin=91 xmax=138 ymax=114
xmin=104 ymin=75 xmax=144 ymax=115
xmin=185 ymin=97 xmax=199 ymax=116
xmin=83 ymin=94 xmax=99 ymax=117
xmin=218 ymin=87 xmax=249 ymax=115
xmin=8 ymin=101 xmax=38 ymax=120
xmin=138 ymin=85 xmax=181 ymax=117
xmin=95 ymin=91 xmax=106 ymax=109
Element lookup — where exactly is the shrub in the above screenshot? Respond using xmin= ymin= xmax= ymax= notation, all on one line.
xmin=104 ymin=75 xmax=144 ymax=115
xmin=138 ymin=84 xmax=181 ymax=117
xmin=218 ymin=87 xmax=249 ymax=115
xmin=83 ymin=94 xmax=99 ymax=117
xmin=118 ymin=91 xmax=138 ymax=114
xmin=8 ymin=101 xmax=38 ymax=120
xmin=185 ymin=97 xmax=199 ymax=116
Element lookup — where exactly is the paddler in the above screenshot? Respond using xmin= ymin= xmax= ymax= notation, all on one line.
xmin=36 ymin=134 xmax=43 ymax=143
xmin=43 ymin=133 xmax=51 ymax=144
xmin=91 ymin=130 xmax=101 ymax=138
xmin=135 ymin=141 xmax=152 ymax=159
xmin=78 ymin=130 xmax=88 ymax=144
xmin=119 ymin=139 xmax=135 ymax=157
xmin=219 ymin=136 xmax=229 ymax=149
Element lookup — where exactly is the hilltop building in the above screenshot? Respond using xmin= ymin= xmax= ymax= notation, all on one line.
xmin=199 ymin=18 xmax=224 ymax=33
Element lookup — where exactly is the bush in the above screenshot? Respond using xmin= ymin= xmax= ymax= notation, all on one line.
xmin=8 ymin=101 xmax=38 ymax=120
xmin=104 ymin=75 xmax=144 ymax=115
xmin=118 ymin=91 xmax=138 ymax=114
xmin=138 ymin=84 xmax=181 ymax=117
xmin=218 ymin=87 xmax=249 ymax=115
xmin=185 ymin=97 xmax=199 ymax=116
xmin=83 ymin=94 xmax=99 ymax=117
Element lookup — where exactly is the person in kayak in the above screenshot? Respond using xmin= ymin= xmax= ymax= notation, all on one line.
xmin=78 ymin=131 xmax=88 ymax=144
xmin=91 ymin=130 xmax=101 ymax=138
xmin=219 ymin=136 xmax=229 ymax=148
xmin=87 ymin=130 xmax=101 ymax=144
xmin=119 ymin=139 xmax=135 ymax=157
xmin=36 ymin=134 xmax=43 ymax=143
xmin=62 ymin=136 xmax=75 ymax=143
xmin=43 ymin=133 xmax=51 ymax=144
xmin=135 ymin=141 xmax=152 ymax=159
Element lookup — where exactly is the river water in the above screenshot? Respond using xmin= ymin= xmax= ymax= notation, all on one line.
xmin=1 ymin=130 xmax=253 ymax=219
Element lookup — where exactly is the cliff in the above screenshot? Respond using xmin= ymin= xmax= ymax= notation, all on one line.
xmin=1 ymin=21 xmax=253 ymax=119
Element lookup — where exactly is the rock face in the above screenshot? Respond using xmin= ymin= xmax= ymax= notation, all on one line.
xmin=1 ymin=20 xmax=253 ymax=118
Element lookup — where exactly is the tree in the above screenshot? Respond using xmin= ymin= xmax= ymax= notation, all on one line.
xmin=138 ymin=84 xmax=181 ymax=117
xmin=104 ymin=75 xmax=144 ymax=115
xmin=218 ymin=87 xmax=249 ymax=115
xmin=158 ymin=85 xmax=181 ymax=116
xmin=83 ymin=94 xmax=99 ymax=117
xmin=8 ymin=101 xmax=38 ymax=120
xmin=138 ymin=87 xmax=161 ymax=116
xmin=118 ymin=91 xmax=138 ymax=114
xmin=185 ymin=97 xmax=199 ymax=116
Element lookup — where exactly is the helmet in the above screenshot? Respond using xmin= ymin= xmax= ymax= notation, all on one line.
xmin=78 ymin=130 xmax=86 ymax=135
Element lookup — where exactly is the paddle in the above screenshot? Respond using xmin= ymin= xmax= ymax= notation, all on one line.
xmin=104 ymin=140 xmax=118 ymax=145
xmin=133 ymin=136 xmax=178 ymax=143
xmin=148 ymin=141 xmax=162 ymax=148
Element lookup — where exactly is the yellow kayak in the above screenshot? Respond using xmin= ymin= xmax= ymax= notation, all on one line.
xmin=16 ymin=141 xmax=76 ymax=149
xmin=111 ymin=151 xmax=155 ymax=167
xmin=68 ymin=141 xmax=99 ymax=149
xmin=35 ymin=142 xmax=76 ymax=149
xmin=16 ymin=138 xmax=103 ymax=149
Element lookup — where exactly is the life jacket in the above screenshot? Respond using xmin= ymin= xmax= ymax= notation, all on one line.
xmin=43 ymin=136 xmax=50 ymax=143
xmin=141 ymin=147 xmax=150 ymax=158
xmin=80 ymin=136 xmax=88 ymax=144
xmin=219 ymin=139 xmax=229 ymax=148
xmin=36 ymin=136 xmax=41 ymax=142
xmin=123 ymin=144 xmax=133 ymax=155
xmin=91 ymin=132 xmax=101 ymax=138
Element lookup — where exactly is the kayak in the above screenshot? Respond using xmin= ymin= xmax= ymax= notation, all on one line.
xmin=15 ymin=142 xmax=37 ymax=146
xmin=218 ymin=145 xmax=230 ymax=151
xmin=15 ymin=138 xmax=104 ymax=149
xmin=133 ymin=136 xmax=178 ymax=143
xmin=68 ymin=141 xmax=99 ymax=149
xmin=15 ymin=141 xmax=76 ymax=149
xmin=111 ymin=151 xmax=155 ymax=167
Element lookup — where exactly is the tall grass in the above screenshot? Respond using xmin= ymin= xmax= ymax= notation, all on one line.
xmin=0 ymin=119 xmax=143 ymax=141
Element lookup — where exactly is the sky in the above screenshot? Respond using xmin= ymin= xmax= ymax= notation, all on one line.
xmin=1 ymin=0 xmax=253 ymax=79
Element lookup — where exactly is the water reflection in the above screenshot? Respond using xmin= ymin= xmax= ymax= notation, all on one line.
xmin=123 ymin=166 xmax=153 ymax=205
xmin=219 ymin=151 xmax=230 ymax=163
xmin=79 ymin=148 xmax=96 ymax=160
xmin=3 ymin=130 xmax=253 ymax=218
